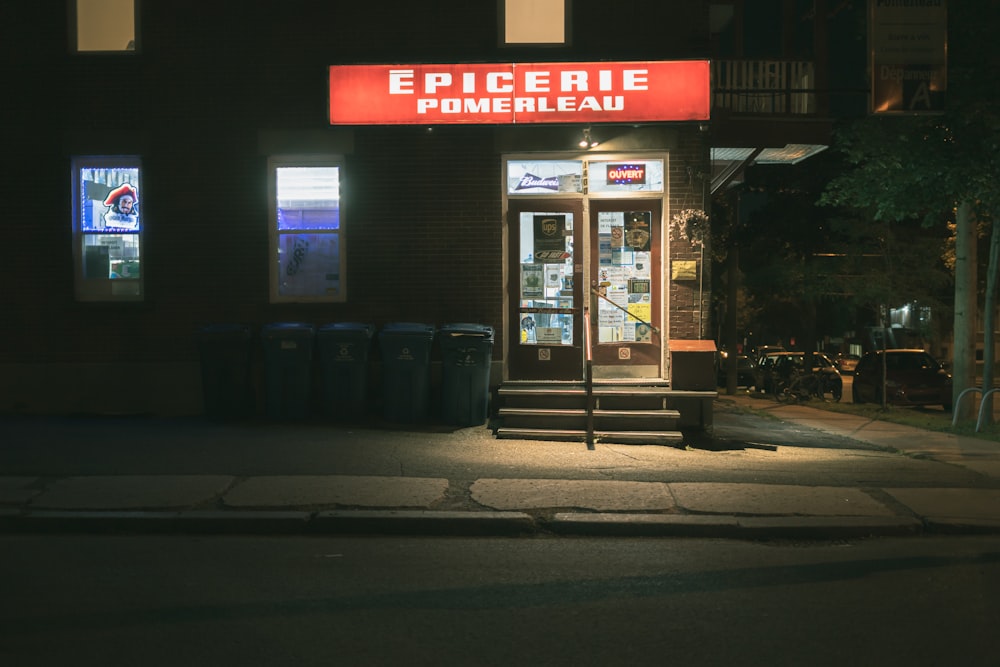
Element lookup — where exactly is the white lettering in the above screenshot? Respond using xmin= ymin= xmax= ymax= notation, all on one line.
xmin=389 ymin=69 xmax=414 ymax=94
xmin=487 ymin=72 xmax=514 ymax=93
xmin=414 ymin=94 xmax=626 ymax=116
xmin=561 ymin=71 xmax=588 ymax=91
xmin=406 ymin=65 xmax=652 ymax=97
xmin=524 ymin=71 xmax=550 ymax=92
xmin=425 ymin=73 xmax=452 ymax=93
xmin=909 ymin=81 xmax=932 ymax=109
xmin=464 ymin=98 xmax=490 ymax=113
xmin=557 ymin=97 xmax=576 ymax=111
xmin=623 ymin=69 xmax=648 ymax=90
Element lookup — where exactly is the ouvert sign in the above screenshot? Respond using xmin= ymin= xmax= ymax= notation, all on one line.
xmin=328 ymin=61 xmax=710 ymax=125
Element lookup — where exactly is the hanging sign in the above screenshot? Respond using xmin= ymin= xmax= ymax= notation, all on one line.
xmin=329 ymin=60 xmax=710 ymax=125
xmin=870 ymin=0 xmax=947 ymax=114
xmin=607 ymin=164 xmax=647 ymax=185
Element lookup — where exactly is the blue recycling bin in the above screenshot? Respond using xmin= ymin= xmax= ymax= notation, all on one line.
xmin=260 ymin=322 xmax=315 ymax=420
xmin=197 ymin=324 xmax=253 ymax=418
xmin=378 ymin=322 xmax=436 ymax=422
xmin=439 ymin=323 xmax=495 ymax=426
xmin=317 ymin=322 xmax=374 ymax=419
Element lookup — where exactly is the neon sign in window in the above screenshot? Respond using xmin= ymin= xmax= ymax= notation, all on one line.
xmin=72 ymin=157 xmax=143 ymax=301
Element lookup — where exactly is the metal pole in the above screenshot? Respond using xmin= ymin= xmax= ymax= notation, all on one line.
xmin=584 ymin=306 xmax=594 ymax=450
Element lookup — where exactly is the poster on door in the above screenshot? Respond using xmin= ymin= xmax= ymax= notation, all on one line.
xmin=533 ymin=215 xmax=569 ymax=262
xmin=521 ymin=263 xmax=543 ymax=298
xmin=596 ymin=210 xmax=654 ymax=344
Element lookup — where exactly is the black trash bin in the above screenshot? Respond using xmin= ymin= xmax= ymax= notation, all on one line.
xmin=197 ymin=324 xmax=253 ymax=418
xmin=260 ymin=322 xmax=315 ymax=420
xmin=317 ymin=322 xmax=374 ymax=419
xmin=438 ymin=323 xmax=495 ymax=426
xmin=377 ymin=322 xmax=436 ymax=422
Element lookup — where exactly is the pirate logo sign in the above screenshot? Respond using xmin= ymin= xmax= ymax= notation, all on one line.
xmin=102 ymin=183 xmax=139 ymax=231
xmin=533 ymin=215 xmax=570 ymax=262
xmin=624 ymin=211 xmax=651 ymax=251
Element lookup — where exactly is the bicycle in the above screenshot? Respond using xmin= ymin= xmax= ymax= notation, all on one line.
xmin=775 ymin=368 xmax=843 ymax=403
xmin=774 ymin=369 xmax=822 ymax=403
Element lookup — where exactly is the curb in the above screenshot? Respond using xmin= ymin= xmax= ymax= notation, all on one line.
xmin=546 ymin=513 xmax=924 ymax=538
xmin=313 ymin=510 xmax=536 ymax=536
xmin=4 ymin=508 xmax=998 ymax=539
xmin=0 ymin=510 xmax=313 ymax=534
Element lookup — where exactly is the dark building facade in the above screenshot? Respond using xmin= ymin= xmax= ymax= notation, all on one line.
xmin=1 ymin=1 xmax=727 ymax=419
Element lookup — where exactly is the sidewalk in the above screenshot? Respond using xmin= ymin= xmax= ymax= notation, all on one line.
xmin=2 ymin=396 xmax=999 ymax=538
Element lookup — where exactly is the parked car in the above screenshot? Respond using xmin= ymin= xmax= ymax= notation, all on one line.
xmin=751 ymin=345 xmax=785 ymax=367
xmin=834 ymin=353 xmax=861 ymax=375
xmin=852 ymin=349 xmax=952 ymax=410
xmin=717 ymin=353 xmax=755 ymax=387
xmin=765 ymin=352 xmax=843 ymax=401
xmin=751 ymin=349 xmax=788 ymax=392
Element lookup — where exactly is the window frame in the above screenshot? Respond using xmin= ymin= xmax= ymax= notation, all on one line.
xmin=499 ymin=0 xmax=571 ymax=47
xmin=69 ymin=0 xmax=141 ymax=54
xmin=267 ymin=155 xmax=347 ymax=304
xmin=71 ymin=155 xmax=145 ymax=302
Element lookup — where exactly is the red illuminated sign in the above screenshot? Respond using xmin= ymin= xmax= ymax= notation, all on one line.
xmin=328 ymin=61 xmax=709 ymax=125
xmin=607 ymin=163 xmax=647 ymax=185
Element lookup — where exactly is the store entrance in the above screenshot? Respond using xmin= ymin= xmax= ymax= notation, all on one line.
xmin=507 ymin=200 xmax=584 ymax=381
xmin=589 ymin=199 xmax=662 ymax=373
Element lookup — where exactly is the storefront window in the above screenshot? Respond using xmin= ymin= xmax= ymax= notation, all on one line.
xmin=596 ymin=210 xmax=654 ymax=343
xmin=588 ymin=160 xmax=664 ymax=193
xmin=518 ymin=211 xmax=574 ymax=346
xmin=506 ymin=160 xmax=583 ymax=195
xmin=269 ymin=157 xmax=344 ymax=303
xmin=73 ymin=0 xmax=137 ymax=52
xmin=72 ymin=156 xmax=144 ymax=301
xmin=502 ymin=0 xmax=567 ymax=45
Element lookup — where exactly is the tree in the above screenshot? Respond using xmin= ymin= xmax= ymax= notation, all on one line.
xmin=721 ymin=154 xmax=950 ymax=348
xmin=819 ymin=3 xmax=1000 ymax=420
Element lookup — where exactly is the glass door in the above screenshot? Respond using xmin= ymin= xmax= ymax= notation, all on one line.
xmin=589 ymin=199 xmax=662 ymax=368
xmin=507 ymin=200 xmax=584 ymax=381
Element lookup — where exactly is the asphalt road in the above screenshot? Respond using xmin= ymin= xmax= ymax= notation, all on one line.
xmin=3 ymin=534 xmax=999 ymax=666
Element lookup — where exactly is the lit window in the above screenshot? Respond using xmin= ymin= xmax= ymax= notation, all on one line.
xmin=268 ymin=156 xmax=345 ymax=303
xmin=74 ymin=0 xmax=137 ymax=52
xmin=503 ymin=0 xmax=568 ymax=45
xmin=72 ymin=156 xmax=144 ymax=301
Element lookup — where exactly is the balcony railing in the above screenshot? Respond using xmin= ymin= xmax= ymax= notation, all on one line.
xmin=712 ymin=60 xmax=817 ymax=115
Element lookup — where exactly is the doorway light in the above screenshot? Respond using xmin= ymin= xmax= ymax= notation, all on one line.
xmin=578 ymin=127 xmax=599 ymax=149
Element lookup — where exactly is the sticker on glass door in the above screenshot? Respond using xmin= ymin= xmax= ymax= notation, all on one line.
xmin=518 ymin=212 xmax=575 ymax=346
xmin=596 ymin=211 xmax=653 ymax=343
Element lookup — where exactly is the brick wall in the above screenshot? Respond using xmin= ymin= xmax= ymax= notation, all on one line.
xmin=667 ymin=132 xmax=712 ymax=341
xmin=0 ymin=0 xmax=711 ymax=413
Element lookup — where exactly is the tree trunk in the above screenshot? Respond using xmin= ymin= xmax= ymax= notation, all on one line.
xmin=953 ymin=201 xmax=978 ymax=419
xmin=981 ymin=217 xmax=1000 ymax=424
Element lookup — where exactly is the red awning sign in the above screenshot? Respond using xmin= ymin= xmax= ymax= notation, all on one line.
xmin=329 ymin=61 xmax=709 ymax=125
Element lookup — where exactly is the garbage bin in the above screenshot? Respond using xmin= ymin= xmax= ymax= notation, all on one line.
xmin=197 ymin=324 xmax=253 ymax=418
xmin=260 ymin=322 xmax=315 ymax=420
xmin=317 ymin=322 xmax=374 ymax=419
xmin=438 ymin=323 xmax=495 ymax=426
xmin=377 ymin=322 xmax=436 ymax=422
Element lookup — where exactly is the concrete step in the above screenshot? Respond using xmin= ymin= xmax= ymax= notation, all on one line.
xmin=495 ymin=427 xmax=684 ymax=445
